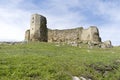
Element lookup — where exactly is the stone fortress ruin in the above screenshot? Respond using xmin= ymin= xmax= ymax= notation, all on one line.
xmin=25 ymin=14 xmax=112 ymax=48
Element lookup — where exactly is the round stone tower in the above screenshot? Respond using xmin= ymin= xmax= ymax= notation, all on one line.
xmin=30 ymin=14 xmax=48 ymax=42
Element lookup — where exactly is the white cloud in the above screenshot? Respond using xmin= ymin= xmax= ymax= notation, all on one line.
xmin=0 ymin=6 xmax=31 ymax=41
xmin=99 ymin=24 xmax=120 ymax=46
xmin=95 ymin=1 xmax=120 ymax=45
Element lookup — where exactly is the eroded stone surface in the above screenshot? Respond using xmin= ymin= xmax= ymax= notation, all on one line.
xmin=25 ymin=13 xmax=112 ymax=48
xmin=100 ymin=40 xmax=112 ymax=48
xmin=48 ymin=26 xmax=101 ymax=44
xmin=25 ymin=29 xmax=30 ymax=41
xmin=25 ymin=14 xmax=47 ymax=42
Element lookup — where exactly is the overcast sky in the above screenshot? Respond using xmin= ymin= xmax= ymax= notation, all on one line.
xmin=0 ymin=0 xmax=120 ymax=45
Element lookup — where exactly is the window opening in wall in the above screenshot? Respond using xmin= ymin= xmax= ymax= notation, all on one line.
xmin=32 ymin=17 xmax=34 ymax=20
xmin=32 ymin=17 xmax=34 ymax=23
xmin=32 ymin=21 xmax=34 ymax=23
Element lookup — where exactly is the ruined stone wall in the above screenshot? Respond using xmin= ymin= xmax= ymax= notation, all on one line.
xmin=81 ymin=26 xmax=101 ymax=42
xmin=48 ymin=27 xmax=83 ymax=43
xmin=25 ymin=29 xmax=30 ymax=41
xmin=48 ymin=26 xmax=101 ymax=43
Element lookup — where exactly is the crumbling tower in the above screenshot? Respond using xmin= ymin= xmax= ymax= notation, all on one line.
xmin=25 ymin=14 xmax=48 ymax=42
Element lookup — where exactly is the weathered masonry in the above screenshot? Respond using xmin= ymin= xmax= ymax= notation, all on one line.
xmin=48 ymin=26 xmax=101 ymax=43
xmin=25 ymin=14 xmax=47 ymax=42
xmin=25 ymin=14 xmax=101 ymax=43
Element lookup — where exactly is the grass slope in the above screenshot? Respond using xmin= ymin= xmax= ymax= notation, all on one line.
xmin=0 ymin=42 xmax=120 ymax=80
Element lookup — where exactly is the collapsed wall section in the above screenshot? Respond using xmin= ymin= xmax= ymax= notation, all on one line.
xmin=25 ymin=29 xmax=30 ymax=41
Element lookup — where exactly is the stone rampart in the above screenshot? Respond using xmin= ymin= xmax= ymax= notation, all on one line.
xmin=48 ymin=26 xmax=101 ymax=43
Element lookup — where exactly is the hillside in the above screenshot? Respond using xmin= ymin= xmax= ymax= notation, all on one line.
xmin=0 ymin=42 xmax=120 ymax=80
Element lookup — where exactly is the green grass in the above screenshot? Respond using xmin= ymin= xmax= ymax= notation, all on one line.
xmin=0 ymin=42 xmax=120 ymax=80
